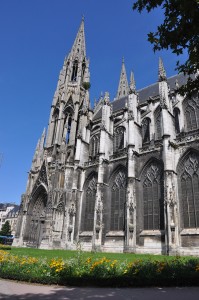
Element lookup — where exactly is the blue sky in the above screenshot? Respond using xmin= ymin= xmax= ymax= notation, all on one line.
xmin=0 ymin=0 xmax=187 ymax=204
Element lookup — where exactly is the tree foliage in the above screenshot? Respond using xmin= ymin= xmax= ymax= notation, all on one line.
xmin=133 ymin=0 xmax=199 ymax=95
xmin=0 ymin=220 xmax=11 ymax=236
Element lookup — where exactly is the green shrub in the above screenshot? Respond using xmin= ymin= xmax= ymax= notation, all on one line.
xmin=1 ymin=249 xmax=199 ymax=287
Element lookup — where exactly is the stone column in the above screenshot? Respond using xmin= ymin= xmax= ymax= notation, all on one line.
xmin=125 ymin=148 xmax=136 ymax=252
xmin=164 ymin=170 xmax=179 ymax=255
xmin=92 ymin=182 xmax=104 ymax=250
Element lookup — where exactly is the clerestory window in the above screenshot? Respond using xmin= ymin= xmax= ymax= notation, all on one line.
xmin=113 ymin=126 xmax=125 ymax=152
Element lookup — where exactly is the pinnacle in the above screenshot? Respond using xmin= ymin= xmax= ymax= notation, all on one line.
xmin=117 ymin=58 xmax=129 ymax=99
xmin=158 ymin=57 xmax=167 ymax=82
xmin=129 ymin=71 xmax=136 ymax=93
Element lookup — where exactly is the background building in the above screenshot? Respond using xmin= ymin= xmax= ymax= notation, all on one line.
xmin=14 ymin=20 xmax=199 ymax=255
xmin=0 ymin=203 xmax=19 ymax=235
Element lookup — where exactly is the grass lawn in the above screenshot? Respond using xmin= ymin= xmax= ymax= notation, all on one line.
xmin=10 ymin=247 xmax=186 ymax=262
xmin=1 ymin=246 xmax=198 ymax=287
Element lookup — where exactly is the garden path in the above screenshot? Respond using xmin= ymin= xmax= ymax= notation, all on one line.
xmin=1 ymin=279 xmax=199 ymax=300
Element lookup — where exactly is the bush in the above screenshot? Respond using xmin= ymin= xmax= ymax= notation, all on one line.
xmin=0 ymin=249 xmax=199 ymax=287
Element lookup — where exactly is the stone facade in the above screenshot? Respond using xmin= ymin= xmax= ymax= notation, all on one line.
xmin=13 ymin=19 xmax=199 ymax=255
xmin=0 ymin=203 xmax=19 ymax=235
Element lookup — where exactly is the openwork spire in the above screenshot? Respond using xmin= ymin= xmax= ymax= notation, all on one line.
xmin=117 ymin=57 xmax=129 ymax=99
xmin=70 ymin=17 xmax=86 ymax=59
xmin=158 ymin=57 xmax=167 ymax=82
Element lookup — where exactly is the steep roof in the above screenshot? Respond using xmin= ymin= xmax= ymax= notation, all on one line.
xmin=93 ymin=73 xmax=192 ymax=121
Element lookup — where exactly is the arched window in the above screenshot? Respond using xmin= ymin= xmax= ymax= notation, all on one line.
xmin=71 ymin=59 xmax=78 ymax=81
xmin=142 ymin=118 xmax=151 ymax=143
xmin=142 ymin=161 xmax=164 ymax=230
xmin=155 ymin=107 xmax=162 ymax=140
xmin=184 ymin=97 xmax=199 ymax=131
xmin=110 ymin=170 xmax=126 ymax=231
xmin=82 ymin=177 xmax=97 ymax=231
xmin=62 ymin=98 xmax=74 ymax=144
xmin=178 ymin=152 xmax=199 ymax=228
xmin=113 ymin=127 xmax=125 ymax=152
xmin=66 ymin=117 xmax=72 ymax=144
xmin=173 ymin=107 xmax=180 ymax=134
xmin=90 ymin=135 xmax=99 ymax=158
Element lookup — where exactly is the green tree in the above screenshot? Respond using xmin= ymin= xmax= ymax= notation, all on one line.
xmin=133 ymin=0 xmax=199 ymax=95
xmin=0 ymin=220 xmax=11 ymax=236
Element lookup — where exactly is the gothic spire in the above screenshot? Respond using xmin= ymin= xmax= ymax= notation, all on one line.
xmin=158 ymin=57 xmax=167 ymax=82
xmin=70 ymin=17 xmax=86 ymax=59
xmin=117 ymin=57 xmax=129 ymax=99
xmin=129 ymin=71 xmax=136 ymax=94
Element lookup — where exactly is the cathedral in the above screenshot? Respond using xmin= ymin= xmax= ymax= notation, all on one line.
xmin=14 ymin=19 xmax=199 ymax=255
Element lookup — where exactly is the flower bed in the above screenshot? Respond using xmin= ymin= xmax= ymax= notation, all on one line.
xmin=0 ymin=249 xmax=199 ymax=286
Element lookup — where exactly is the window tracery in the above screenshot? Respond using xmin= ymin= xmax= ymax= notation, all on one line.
xmin=113 ymin=126 xmax=125 ymax=152
xmin=142 ymin=162 xmax=164 ymax=230
xmin=82 ymin=176 xmax=97 ymax=231
xmin=90 ymin=135 xmax=100 ymax=158
xmin=110 ymin=170 xmax=126 ymax=231
xmin=179 ymin=153 xmax=199 ymax=228
xmin=184 ymin=97 xmax=199 ymax=131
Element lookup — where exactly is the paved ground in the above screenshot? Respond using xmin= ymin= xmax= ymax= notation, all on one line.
xmin=1 ymin=279 xmax=199 ymax=300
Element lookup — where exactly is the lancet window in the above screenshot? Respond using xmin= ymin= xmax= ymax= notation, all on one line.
xmin=90 ymin=135 xmax=100 ymax=158
xmin=82 ymin=177 xmax=97 ymax=231
xmin=71 ymin=59 xmax=78 ymax=81
xmin=110 ymin=170 xmax=126 ymax=231
xmin=173 ymin=107 xmax=180 ymax=134
xmin=179 ymin=153 xmax=199 ymax=228
xmin=184 ymin=97 xmax=199 ymax=131
xmin=62 ymin=100 xmax=74 ymax=144
xmin=113 ymin=126 xmax=125 ymax=152
xmin=142 ymin=161 xmax=164 ymax=230
xmin=142 ymin=118 xmax=150 ymax=143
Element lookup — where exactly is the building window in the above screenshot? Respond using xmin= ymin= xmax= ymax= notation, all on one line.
xmin=184 ymin=97 xmax=199 ymax=131
xmin=173 ymin=107 xmax=180 ymax=134
xmin=142 ymin=118 xmax=150 ymax=143
xmin=110 ymin=170 xmax=126 ymax=231
xmin=66 ymin=117 xmax=72 ymax=144
xmin=82 ymin=177 xmax=97 ymax=231
xmin=179 ymin=152 xmax=199 ymax=228
xmin=142 ymin=161 xmax=164 ymax=230
xmin=113 ymin=127 xmax=125 ymax=152
xmin=71 ymin=60 xmax=78 ymax=81
xmin=90 ymin=135 xmax=99 ymax=158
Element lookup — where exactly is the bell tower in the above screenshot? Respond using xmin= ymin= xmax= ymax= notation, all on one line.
xmin=46 ymin=18 xmax=90 ymax=162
